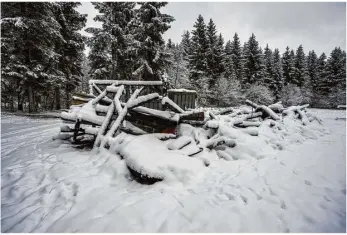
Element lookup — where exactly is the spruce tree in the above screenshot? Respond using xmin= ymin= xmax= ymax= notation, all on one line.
xmin=56 ymin=2 xmax=87 ymax=109
xmin=181 ymin=30 xmax=191 ymax=60
xmin=206 ymin=18 xmax=219 ymax=86
xmin=224 ymin=40 xmax=236 ymax=80
xmin=87 ymin=2 xmax=136 ymax=81
xmin=273 ymin=48 xmax=284 ymax=100
xmin=263 ymin=44 xmax=275 ymax=86
xmin=132 ymin=2 xmax=175 ymax=81
xmin=231 ymin=33 xmax=242 ymax=81
xmin=166 ymin=39 xmax=174 ymax=50
xmin=189 ymin=14 xmax=208 ymax=82
xmin=1 ymin=2 xmax=65 ymax=112
xmin=315 ymin=53 xmax=327 ymax=94
xmin=322 ymin=47 xmax=346 ymax=95
xmin=307 ymin=50 xmax=318 ymax=94
xmin=293 ymin=45 xmax=308 ymax=87
xmin=242 ymin=33 xmax=264 ymax=87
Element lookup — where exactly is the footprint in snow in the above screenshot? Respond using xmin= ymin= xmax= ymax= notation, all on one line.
xmin=341 ymin=188 xmax=346 ymax=195
xmin=240 ymin=195 xmax=248 ymax=205
xmin=304 ymin=180 xmax=312 ymax=186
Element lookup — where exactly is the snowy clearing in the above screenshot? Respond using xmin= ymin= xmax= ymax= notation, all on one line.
xmin=1 ymin=109 xmax=346 ymax=232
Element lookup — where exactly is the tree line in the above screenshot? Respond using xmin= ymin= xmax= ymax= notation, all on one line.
xmin=1 ymin=2 xmax=87 ymax=112
xmin=1 ymin=3 xmax=345 ymax=113
xmin=165 ymin=15 xmax=346 ymax=108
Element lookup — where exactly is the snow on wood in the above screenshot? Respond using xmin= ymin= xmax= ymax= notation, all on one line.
xmin=204 ymin=120 xmax=219 ymax=129
xmin=94 ymin=87 xmax=120 ymax=147
xmin=337 ymin=105 xmax=346 ymax=109
xmin=161 ymin=96 xmax=185 ymax=113
xmin=240 ymin=127 xmax=259 ymax=136
xmin=256 ymin=105 xmax=281 ymax=120
xmin=127 ymin=93 xmax=159 ymax=109
xmin=167 ymin=136 xmax=192 ymax=150
xmin=72 ymin=96 xmax=91 ymax=102
xmin=106 ymin=85 xmax=119 ymax=93
xmin=92 ymin=89 xmax=107 ymax=105
xmin=89 ymin=80 xmax=163 ymax=86
xmin=245 ymin=99 xmax=260 ymax=109
xmin=209 ymin=111 xmax=219 ymax=120
xmin=133 ymin=106 xmax=180 ymax=123
xmin=214 ymin=107 xmax=234 ymax=116
xmin=205 ymin=136 xmax=236 ymax=149
xmin=268 ymin=102 xmax=284 ymax=113
xmin=235 ymin=121 xmax=262 ymax=127
xmin=168 ymin=89 xmax=197 ymax=93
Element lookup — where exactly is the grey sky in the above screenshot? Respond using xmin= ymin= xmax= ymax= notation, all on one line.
xmin=77 ymin=2 xmax=346 ymax=56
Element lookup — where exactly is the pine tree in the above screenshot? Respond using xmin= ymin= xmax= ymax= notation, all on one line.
xmin=282 ymin=47 xmax=296 ymax=86
xmin=231 ymin=33 xmax=243 ymax=81
xmin=263 ymin=44 xmax=275 ymax=86
xmin=132 ymin=2 xmax=175 ymax=81
xmin=189 ymin=14 xmax=208 ymax=82
xmin=224 ymin=40 xmax=236 ymax=80
xmin=86 ymin=2 xmax=136 ymax=81
xmin=56 ymin=2 xmax=87 ymax=109
xmin=216 ymin=33 xmax=225 ymax=76
xmin=1 ymin=2 xmax=65 ymax=112
xmin=181 ymin=30 xmax=191 ymax=60
xmin=206 ymin=18 xmax=219 ymax=86
xmin=273 ymin=48 xmax=284 ymax=100
xmin=324 ymin=47 xmax=346 ymax=91
xmin=242 ymin=33 xmax=264 ymax=87
xmin=166 ymin=38 xmax=174 ymax=50
xmin=293 ymin=45 xmax=308 ymax=87
xmin=307 ymin=50 xmax=318 ymax=93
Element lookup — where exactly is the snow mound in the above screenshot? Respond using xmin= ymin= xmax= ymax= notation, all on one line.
xmin=117 ymin=134 xmax=207 ymax=184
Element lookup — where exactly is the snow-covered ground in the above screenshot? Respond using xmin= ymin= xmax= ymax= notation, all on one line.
xmin=1 ymin=109 xmax=346 ymax=232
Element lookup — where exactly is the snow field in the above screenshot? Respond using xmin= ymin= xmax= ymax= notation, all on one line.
xmin=1 ymin=109 xmax=346 ymax=232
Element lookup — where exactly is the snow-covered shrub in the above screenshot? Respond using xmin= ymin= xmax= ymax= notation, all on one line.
xmin=281 ymin=84 xmax=304 ymax=106
xmin=214 ymin=76 xmax=243 ymax=107
xmin=244 ymin=83 xmax=274 ymax=105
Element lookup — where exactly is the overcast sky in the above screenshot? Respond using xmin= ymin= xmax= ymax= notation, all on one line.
xmin=77 ymin=2 xmax=346 ymax=56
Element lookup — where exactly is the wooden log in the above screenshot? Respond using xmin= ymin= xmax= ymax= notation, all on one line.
xmin=255 ymin=105 xmax=280 ymax=120
xmin=161 ymin=96 xmax=184 ymax=113
xmin=234 ymin=121 xmax=262 ymax=128
xmin=214 ymin=107 xmax=234 ymax=116
xmin=94 ymin=85 xmax=125 ymax=147
xmin=205 ymin=137 xmax=236 ymax=149
xmin=245 ymin=99 xmax=259 ymax=109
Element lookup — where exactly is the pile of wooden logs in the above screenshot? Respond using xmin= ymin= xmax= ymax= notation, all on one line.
xmin=56 ymin=82 xmax=205 ymax=149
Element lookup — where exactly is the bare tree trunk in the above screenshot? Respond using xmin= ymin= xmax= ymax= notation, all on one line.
xmin=17 ymin=92 xmax=23 ymax=111
xmin=28 ymin=85 xmax=34 ymax=113
xmin=55 ymin=87 xmax=61 ymax=110
xmin=65 ymin=84 xmax=70 ymax=109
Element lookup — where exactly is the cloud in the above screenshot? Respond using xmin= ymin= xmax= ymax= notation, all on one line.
xmin=77 ymin=2 xmax=346 ymax=56
xmin=161 ymin=2 xmax=346 ymax=55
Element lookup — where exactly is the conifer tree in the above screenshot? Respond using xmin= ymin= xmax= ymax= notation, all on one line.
xmin=224 ymin=40 xmax=235 ymax=79
xmin=1 ymin=2 xmax=65 ymax=112
xmin=181 ymin=30 xmax=191 ymax=60
xmin=263 ymin=44 xmax=275 ymax=86
xmin=86 ymin=2 xmax=136 ymax=81
xmin=231 ymin=33 xmax=243 ymax=81
xmin=131 ymin=2 xmax=175 ymax=81
xmin=293 ymin=45 xmax=308 ymax=87
xmin=242 ymin=33 xmax=264 ymax=87
xmin=273 ymin=48 xmax=284 ymax=100
xmin=307 ymin=50 xmax=318 ymax=94
xmin=189 ymin=14 xmax=208 ymax=82
xmin=56 ymin=2 xmax=87 ymax=109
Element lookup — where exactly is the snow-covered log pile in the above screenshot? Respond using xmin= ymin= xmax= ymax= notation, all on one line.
xmin=54 ymin=91 xmax=324 ymax=185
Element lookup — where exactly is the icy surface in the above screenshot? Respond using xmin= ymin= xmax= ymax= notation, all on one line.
xmin=1 ymin=109 xmax=346 ymax=232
